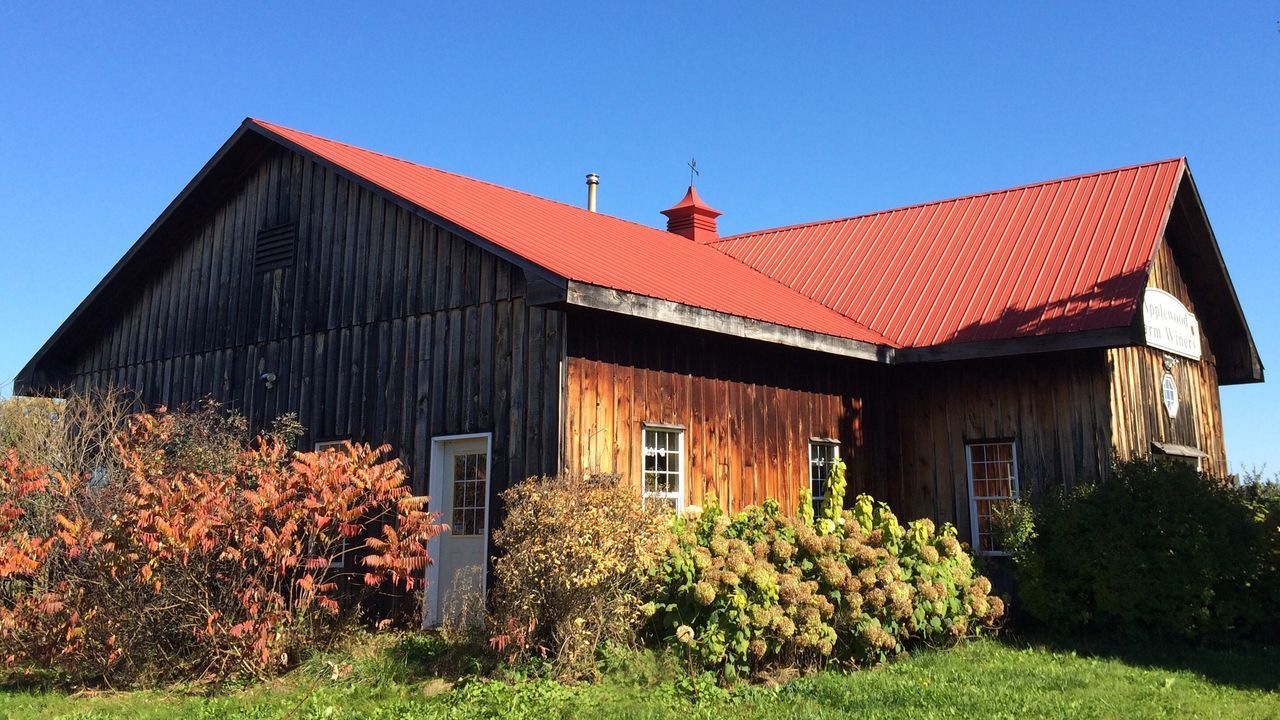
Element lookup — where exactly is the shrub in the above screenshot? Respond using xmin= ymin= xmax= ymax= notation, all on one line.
xmin=489 ymin=474 xmax=669 ymax=675
xmin=650 ymin=459 xmax=1003 ymax=681
xmin=0 ymin=407 xmax=443 ymax=686
xmin=0 ymin=388 xmax=134 ymax=484
xmin=1249 ymin=484 xmax=1280 ymax=641
xmin=1001 ymin=457 xmax=1279 ymax=643
xmin=136 ymin=398 xmax=252 ymax=475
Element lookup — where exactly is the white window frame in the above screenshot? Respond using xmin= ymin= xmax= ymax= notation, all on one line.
xmin=808 ymin=439 xmax=840 ymax=512
xmin=87 ymin=465 xmax=110 ymax=490
xmin=641 ymin=424 xmax=685 ymax=512
xmin=965 ymin=440 xmax=1020 ymax=556
xmin=1162 ymin=372 xmax=1180 ymax=418
xmin=314 ymin=439 xmax=351 ymax=568
xmin=446 ymin=449 xmax=489 ymax=538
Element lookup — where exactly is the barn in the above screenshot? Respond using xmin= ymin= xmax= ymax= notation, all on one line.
xmin=14 ymin=119 xmax=1262 ymax=621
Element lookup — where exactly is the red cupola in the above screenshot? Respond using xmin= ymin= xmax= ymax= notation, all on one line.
xmin=661 ymin=185 xmax=723 ymax=243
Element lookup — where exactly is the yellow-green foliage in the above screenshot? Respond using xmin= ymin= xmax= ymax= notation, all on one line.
xmin=817 ymin=458 xmax=847 ymax=535
xmin=490 ymin=473 xmax=669 ymax=674
xmin=797 ymin=487 xmax=815 ymax=528
xmin=651 ymin=481 xmax=1003 ymax=680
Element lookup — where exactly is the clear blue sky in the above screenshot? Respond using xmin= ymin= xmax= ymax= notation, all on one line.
xmin=1 ymin=3 xmax=1275 ymax=470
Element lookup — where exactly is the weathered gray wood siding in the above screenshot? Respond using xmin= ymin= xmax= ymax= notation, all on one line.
xmin=884 ymin=350 xmax=1113 ymax=541
xmin=54 ymin=144 xmax=565 ymax=501
xmin=1108 ymin=237 xmax=1227 ymax=476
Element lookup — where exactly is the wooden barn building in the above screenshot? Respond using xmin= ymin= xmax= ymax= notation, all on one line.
xmin=15 ymin=120 xmax=1262 ymax=619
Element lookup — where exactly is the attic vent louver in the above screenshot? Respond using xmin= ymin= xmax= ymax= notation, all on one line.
xmin=254 ymin=222 xmax=298 ymax=273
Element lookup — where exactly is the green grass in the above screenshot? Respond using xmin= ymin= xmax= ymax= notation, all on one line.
xmin=2 ymin=636 xmax=1277 ymax=719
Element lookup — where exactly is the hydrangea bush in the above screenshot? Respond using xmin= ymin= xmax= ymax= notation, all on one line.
xmin=648 ymin=459 xmax=1003 ymax=680
xmin=489 ymin=473 xmax=669 ymax=676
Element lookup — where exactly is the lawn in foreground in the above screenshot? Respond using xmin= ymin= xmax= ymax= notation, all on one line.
xmin=1 ymin=637 xmax=1276 ymax=720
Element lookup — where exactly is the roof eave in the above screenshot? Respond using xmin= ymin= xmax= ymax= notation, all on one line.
xmin=244 ymin=119 xmax=571 ymax=299
xmin=17 ymin=119 xmax=576 ymax=397
xmin=15 ymin=120 xmax=270 ymax=397
xmin=1171 ymin=163 xmax=1264 ymax=384
xmin=895 ymin=326 xmax=1140 ymax=364
xmin=562 ymin=281 xmax=894 ymax=363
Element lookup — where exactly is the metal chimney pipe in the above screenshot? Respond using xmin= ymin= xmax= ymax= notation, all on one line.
xmin=585 ymin=173 xmax=599 ymax=212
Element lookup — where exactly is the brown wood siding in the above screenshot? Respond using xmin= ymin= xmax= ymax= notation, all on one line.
xmin=566 ymin=311 xmax=1116 ymax=541
xmin=55 ymin=144 xmax=565 ymax=505
xmin=887 ymin=351 xmax=1113 ymax=541
xmin=1107 ymin=238 xmax=1227 ymax=475
xmin=564 ymin=311 xmax=889 ymax=514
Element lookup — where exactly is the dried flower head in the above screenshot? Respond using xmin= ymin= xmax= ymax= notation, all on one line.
xmin=693 ymin=581 xmax=717 ymax=605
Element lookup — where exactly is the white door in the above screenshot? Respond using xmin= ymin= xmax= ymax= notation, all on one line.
xmin=426 ymin=434 xmax=491 ymax=627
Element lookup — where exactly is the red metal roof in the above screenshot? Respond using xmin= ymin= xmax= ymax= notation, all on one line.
xmin=251 ymin=119 xmax=892 ymax=345
xmin=253 ymin=119 xmax=1186 ymax=353
xmin=712 ymin=159 xmax=1186 ymax=348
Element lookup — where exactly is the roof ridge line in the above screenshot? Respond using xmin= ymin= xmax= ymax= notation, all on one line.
xmin=248 ymin=118 xmax=679 ymax=239
xmin=249 ymin=118 xmax=902 ymax=346
xmin=714 ymin=157 xmax=1187 ymax=243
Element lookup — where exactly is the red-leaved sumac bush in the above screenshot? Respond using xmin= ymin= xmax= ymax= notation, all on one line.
xmin=0 ymin=409 xmax=443 ymax=686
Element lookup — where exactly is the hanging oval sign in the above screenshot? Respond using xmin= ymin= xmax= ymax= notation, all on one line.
xmin=1143 ymin=288 xmax=1201 ymax=361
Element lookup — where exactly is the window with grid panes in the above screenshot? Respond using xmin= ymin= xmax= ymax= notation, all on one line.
xmin=642 ymin=427 xmax=684 ymax=511
xmin=809 ymin=441 xmax=839 ymax=514
xmin=451 ymin=452 xmax=488 ymax=536
xmin=965 ymin=441 xmax=1019 ymax=555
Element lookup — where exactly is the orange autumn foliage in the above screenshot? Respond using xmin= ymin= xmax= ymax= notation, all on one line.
xmin=0 ymin=409 xmax=443 ymax=685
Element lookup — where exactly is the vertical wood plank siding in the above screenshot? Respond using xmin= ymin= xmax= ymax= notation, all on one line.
xmin=43 ymin=142 xmax=1235 ymax=547
xmin=58 ymin=145 xmax=565 ymax=508
xmin=887 ymin=351 xmax=1112 ymax=542
xmin=1107 ymin=238 xmax=1227 ymax=475
xmin=565 ymin=313 xmax=1119 ymax=542
xmin=564 ymin=311 xmax=890 ymax=514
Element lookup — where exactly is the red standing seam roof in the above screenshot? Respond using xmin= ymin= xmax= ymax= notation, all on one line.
xmin=253 ymin=118 xmax=1185 ymax=352
xmin=249 ymin=119 xmax=893 ymax=346
xmin=711 ymin=159 xmax=1185 ymax=348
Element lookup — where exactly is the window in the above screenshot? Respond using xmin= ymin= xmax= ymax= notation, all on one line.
xmin=314 ymin=439 xmax=347 ymax=452
xmin=450 ymin=452 xmax=488 ymax=536
xmin=1162 ymin=372 xmax=1180 ymax=418
xmin=642 ymin=426 xmax=684 ymax=511
xmin=965 ymin=441 xmax=1019 ymax=555
xmin=809 ymin=441 xmax=840 ymax=513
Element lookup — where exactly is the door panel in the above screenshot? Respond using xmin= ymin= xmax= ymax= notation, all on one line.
xmin=432 ymin=436 xmax=489 ymax=627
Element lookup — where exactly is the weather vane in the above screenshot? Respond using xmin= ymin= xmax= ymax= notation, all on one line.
xmin=688 ymin=158 xmax=699 ymax=186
